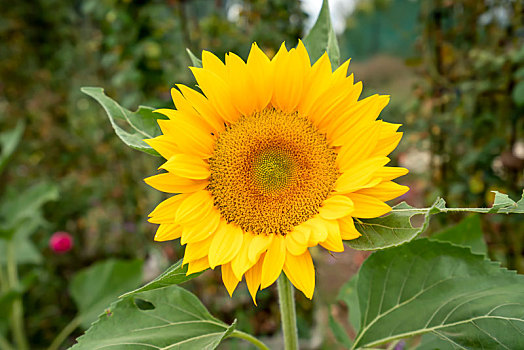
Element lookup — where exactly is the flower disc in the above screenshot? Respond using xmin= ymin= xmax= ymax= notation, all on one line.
xmin=208 ymin=108 xmax=338 ymax=235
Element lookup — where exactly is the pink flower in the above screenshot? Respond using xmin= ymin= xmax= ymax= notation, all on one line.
xmin=49 ymin=232 xmax=73 ymax=254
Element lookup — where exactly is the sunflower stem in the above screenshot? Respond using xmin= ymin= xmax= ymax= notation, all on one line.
xmin=230 ymin=330 xmax=270 ymax=350
xmin=277 ymin=274 xmax=298 ymax=350
xmin=7 ymin=241 xmax=29 ymax=350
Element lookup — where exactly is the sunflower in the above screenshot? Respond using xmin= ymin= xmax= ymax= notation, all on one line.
xmin=144 ymin=41 xmax=409 ymax=303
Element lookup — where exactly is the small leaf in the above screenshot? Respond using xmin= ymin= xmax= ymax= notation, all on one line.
xmin=303 ymin=0 xmax=340 ymax=68
xmin=337 ymin=275 xmax=361 ymax=333
xmin=346 ymin=198 xmax=446 ymax=251
xmin=352 ymin=239 xmax=524 ymax=349
xmin=121 ymin=259 xmax=203 ymax=297
xmin=70 ymin=259 xmax=143 ymax=329
xmin=186 ymin=48 xmax=203 ymax=68
xmin=0 ymin=120 xmax=25 ymax=175
xmin=329 ymin=313 xmax=353 ymax=348
xmin=431 ymin=215 xmax=487 ymax=255
xmin=0 ymin=182 xmax=59 ymax=238
xmin=489 ymin=190 xmax=524 ymax=213
xmin=81 ymin=87 xmax=166 ymax=156
xmin=71 ymin=286 xmax=238 ymax=350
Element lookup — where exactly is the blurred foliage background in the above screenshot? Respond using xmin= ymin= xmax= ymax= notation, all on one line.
xmin=0 ymin=0 xmax=522 ymax=348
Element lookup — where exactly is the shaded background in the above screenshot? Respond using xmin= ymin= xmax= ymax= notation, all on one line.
xmin=0 ymin=0 xmax=523 ymax=348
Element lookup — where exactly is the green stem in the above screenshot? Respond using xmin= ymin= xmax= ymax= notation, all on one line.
xmin=47 ymin=316 xmax=81 ymax=350
xmin=230 ymin=330 xmax=270 ymax=350
xmin=0 ymin=265 xmax=7 ymax=292
xmin=277 ymin=274 xmax=298 ymax=350
xmin=0 ymin=333 xmax=14 ymax=350
xmin=7 ymin=241 xmax=28 ymax=350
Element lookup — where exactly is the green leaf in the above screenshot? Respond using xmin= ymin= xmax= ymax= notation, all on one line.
xmin=352 ymin=239 xmax=524 ymax=349
xmin=488 ymin=190 xmax=524 ymax=213
xmin=186 ymin=48 xmax=203 ymax=68
xmin=81 ymin=87 xmax=166 ymax=156
xmin=0 ymin=120 xmax=25 ymax=175
xmin=337 ymin=275 xmax=361 ymax=333
xmin=121 ymin=259 xmax=203 ymax=297
xmin=70 ymin=259 xmax=143 ymax=329
xmin=329 ymin=313 xmax=353 ymax=348
xmin=0 ymin=182 xmax=59 ymax=240
xmin=512 ymin=81 xmax=524 ymax=107
xmin=431 ymin=215 xmax=487 ymax=255
xmin=303 ymin=0 xmax=340 ymax=68
xmin=346 ymin=190 xmax=523 ymax=251
xmin=71 ymin=285 xmax=237 ymax=350
xmin=346 ymin=198 xmax=446 ymax=251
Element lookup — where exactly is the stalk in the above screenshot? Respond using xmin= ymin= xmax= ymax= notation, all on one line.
xmin=7 ymin=241 xmax=29 ymax=350
xmin=277 ymin=274 xmax=298 ymax=350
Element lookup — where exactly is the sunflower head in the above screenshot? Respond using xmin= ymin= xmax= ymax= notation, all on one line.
xmin=145 ymin=41 xmax=409 ymax=303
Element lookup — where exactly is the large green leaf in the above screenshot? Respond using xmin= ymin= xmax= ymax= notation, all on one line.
xmin=432 ymin=215 xmax=487 ymax=255
xmin=71 ymin=285 xmax=237 ymax=350
xmin=121 ymin=259 xmax=203 ymax=297
xmin=347 ymin=190 xmax=523 ymax=251
xmin=303 ymin=0 xmax=340 ymax=68
xmin=351 ymin=239 xmax=524 ymax=349
xmin=70 ymin=259 xmax=143 ymax=329
xmin=81 ymin=87 xmax=166 ymax=156
xmin=0 ymin=120 xmax=25 ymax=175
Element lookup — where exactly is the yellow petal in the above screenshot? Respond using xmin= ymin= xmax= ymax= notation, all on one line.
xmin=283 ymin=250 xmax=315 ymax=299
xmin=248 ymin=234 xmax=273 ymax=263
xmin=221 ymin=263 xmax=240 ymax=297
xmin=338 ymin=216 xmax=362 ymax=240
xmin=148 ymin=194 xmax=186 ymax=223
xmin=180 ymin=208 xmax=221 ymax=244
xmin=246 ymin=43 xmax=273 ymax=110
xmin=348 ymin=193 xmax=392 ymax=219
xmin=319 ymin=195 xmax=355 ymax=220
xmin=154 ymin=224 xmax=182 ymax=242
xmin=285 ymin=232 xmax=308 ymax=256
xmin=175 ymin=190 xmax=213 ymax=224
xmin=319 ymin=220 xmax=344 ymax=252
xmin=144 ymin=135 xmax=179 ymax=160
xmin=332 ymin=59 xmax=350 ymax=81
xmin=176 ymin=84 xmax=225 ymax=133
xmin=144 ymin=173 xmax=207 ymax=194
xmin=304 ymin=216 xmax=329 ymax=247
xmin=371 ymin=132 xmax=403 ymax=158
xmin=202 ymin=50 xmax=227 ymax=79
xmin=155 ymin=116 xmax=214 ymax=158
xmin=297 ymin=52 xmax=332 ymax=116
xmin=260 ymin=234 xmax=286 ymax=289
xmin=335 ymin=121 xmax=381 ymax=166
xmin=245 ymin=253 xmax=264 ymax=305
xmin=160 ymin=154 xmax=210 ymax=180
xmin=356 ymin=181 xmax=410 ymax=202
xmin=208 ymin=222 xmax=243 ymax=269
xmin=271 ymin=45 xmax=307 ymax=113
xmin=226 ymin=52 xmax=257 ymax=116
xmin=190 ymin=67 xmax=241 ymax=123
xmin=329 ymin=95 xmax=389 ymax=146
xmin=186 ymin=256 xmax=210 ymax=275
xmin=374 ymin=167 xmax=409 ymax=181
xmin=335 ymin=157 xmax=390 ymax=194
xmin=183 ymin=236 xmax=212 ymax=263
xmin=231 ymin=232 xmax=256 ymax=281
